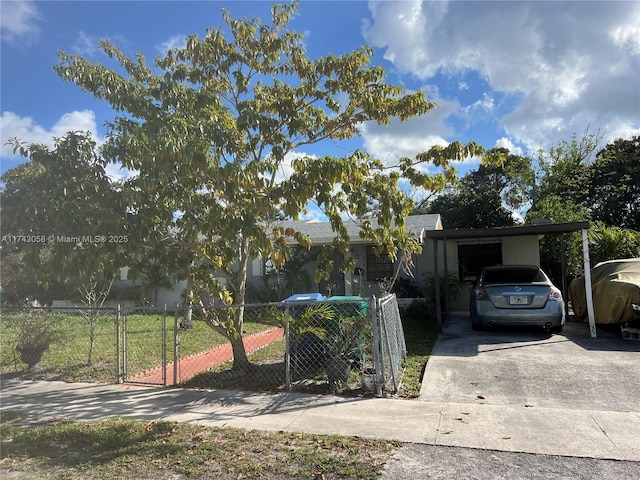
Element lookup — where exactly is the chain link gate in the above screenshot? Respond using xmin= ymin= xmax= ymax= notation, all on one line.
xmin=374 ymin=294 xmax=408 ymax=395
xmin=117 ymin=305 xmax=179 ymax=387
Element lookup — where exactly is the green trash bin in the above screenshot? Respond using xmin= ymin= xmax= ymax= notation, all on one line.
xmin=326 ymin=296 xmax=368 ymax=318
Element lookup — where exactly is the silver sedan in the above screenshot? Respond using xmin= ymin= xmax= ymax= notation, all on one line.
xmin=470 ymin=265 xmax=565 ymax=333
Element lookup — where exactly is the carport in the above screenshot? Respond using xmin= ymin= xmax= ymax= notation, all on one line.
xmin=422 ymin=221 xmax=598 ymax=337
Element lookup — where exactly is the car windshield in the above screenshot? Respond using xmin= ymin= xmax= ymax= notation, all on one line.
xmin=483 ymin=267 xmax=546 ymax=284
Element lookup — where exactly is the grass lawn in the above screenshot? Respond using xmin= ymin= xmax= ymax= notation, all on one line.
xmin=182 ymin=313 xmax=440 ymax=398
xmin=0 ymin=410 xmax=400 ymax=480
xmin=0 ymin=312 xmax=276 ymax=384
xmin=398 ymin=316 xmax=440 ymax=398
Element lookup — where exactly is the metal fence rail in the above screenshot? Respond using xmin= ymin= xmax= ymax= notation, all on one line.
xmin=1 ymin=295 xmax=407 ymax=396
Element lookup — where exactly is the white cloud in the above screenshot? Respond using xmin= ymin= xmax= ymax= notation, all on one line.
xmin=70 ymin=31 xmax=129 ymax=57
xmin=361 ymin=93 xmax=459 ymax=165
xmin=494 ymin=137 xmax=523 ymax=156
xmin=611 ymin=22 xmax=640 ymax=55
xmin=462 ymin=93 xmax=495 ymax=115
xmin=1 ymin=110 xmax=100 ymax=159
xmin=156 ymin=35 xmax=187 ymax=54
xmin=0 ymin=110 xmax=137 ymax=181
xmin=0 ymin=0 xmax=42 ymax=44
xmin=363 ymin=0 xmax=640 ymax=152
xmin=72 ymin=30 xmax=100 ymax=57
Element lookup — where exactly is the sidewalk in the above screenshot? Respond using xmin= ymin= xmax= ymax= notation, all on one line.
xmin=1 ymin=379 xmax=639 ymax=462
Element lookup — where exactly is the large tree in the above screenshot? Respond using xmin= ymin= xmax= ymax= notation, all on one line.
xmin=1 ymin=131 xmax=130 ymax=365
xmin=588 ymin=136 xmax=640 ymax=231
xmin=531 ymin=130 xmax=602 ymax=215
xmin=421 ymin=148 xmax=533 ymax=228
xmin=53 ymin=2 xmax=483 ymax=371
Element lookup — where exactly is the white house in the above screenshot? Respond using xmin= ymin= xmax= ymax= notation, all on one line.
xmin=151 ymin=217 xmax=591 ymax=317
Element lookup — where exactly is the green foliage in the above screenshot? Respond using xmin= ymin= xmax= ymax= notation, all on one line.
xmin=423 ymin=272 xmax=466 ymax=304
xmin=249 ymin=247 xmax=315 ymax=302
xmin=0 ymin=132 xmax=130 ymax=302
xmin=588 ymin=223 xmax=640 ymax=266
xmin=589 ymin=136 xmax=640 ymax=230
xmin=399 ymin=301 xmax=439 ymax=398
xmin=11 ymin=314 xmax=63 ymax=352
xmin=51 ymin=1 xmax=471 ymax=369
xmin=421 ymin=148 xmax=533 ymax=228
xmin=324 ymin=315 xmax=370 ymax=361
xmin=528 ymin=131 xmax=638 ymax=277
xmin=533 ymin=130 xmax=601 ymax=209
xmin=289 ymin=303 xmax=335 ymax=343
xmin=398 ymin=299 xmax=430 ymax=323
xmin=391 ymin=277 xmax=422 ymax=298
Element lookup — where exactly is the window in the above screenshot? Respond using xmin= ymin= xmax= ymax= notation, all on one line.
xmin=366 ymin=246 xmax=394 ymax=281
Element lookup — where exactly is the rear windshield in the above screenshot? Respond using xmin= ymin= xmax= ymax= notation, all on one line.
xmin=483 ymin=267 xmax=546 ymax=284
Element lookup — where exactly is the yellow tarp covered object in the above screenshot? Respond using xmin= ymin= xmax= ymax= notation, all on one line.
xmin=569 ymin=258 xmax=640 ymax=324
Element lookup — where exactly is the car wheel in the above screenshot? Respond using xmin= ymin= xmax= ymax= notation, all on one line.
xmin=549 ymin=325 xmax=563 ymax=334
xmin=471 ymin=321 xmax=483 ymax=331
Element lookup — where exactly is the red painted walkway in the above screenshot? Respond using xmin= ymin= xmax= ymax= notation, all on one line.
xmin=128 ymin=327 xmax=285 ymax=386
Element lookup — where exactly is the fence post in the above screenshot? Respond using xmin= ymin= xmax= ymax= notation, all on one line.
xmin=285 ymin=302 xmax=291 ymax=390
xmin=173 ymin=303 xmax=180 ymax=386
xmin=115 ymin=304 xmax=121 ymax=384
xmin=370 ymin=296 xmax=383 ymax=397
xmin=121 ymin=308 xmax=127 ymax=381
xmin=162 ymin=305 xmax=168 ymax=387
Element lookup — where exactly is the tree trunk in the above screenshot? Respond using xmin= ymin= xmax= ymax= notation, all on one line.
xmin=229 ymin=238 xmax=251 ymax=371
xmin=182 ymin=263 xmax=194 ymax=329
xmin=230 ymin=334 xmax=251 ymax=372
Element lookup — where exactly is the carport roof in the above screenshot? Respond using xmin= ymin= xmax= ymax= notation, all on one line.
xmin=421 ymin=221 xmax=590 ymax=240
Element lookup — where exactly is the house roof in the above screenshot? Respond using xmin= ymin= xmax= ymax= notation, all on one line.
xmin=271 ymin=214 xmax=443 ymax=245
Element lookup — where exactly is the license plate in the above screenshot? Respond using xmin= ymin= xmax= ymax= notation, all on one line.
xmin=510 ymin=295 xmax=528 ymax=305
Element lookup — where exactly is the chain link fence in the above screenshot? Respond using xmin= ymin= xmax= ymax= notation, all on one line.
xmin=0 ymin=295 xmax=406 ymax=396
xmin=0 ymin=306 xmax=118 ymax=382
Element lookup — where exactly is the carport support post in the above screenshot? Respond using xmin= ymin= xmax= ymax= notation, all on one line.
xmin=433 ymin=239 xmax=443 ymax=333
xmin=581 ymin=229 xmax=597 ymax=338
xmin=560 ymin=235 xmax=569 ymax=319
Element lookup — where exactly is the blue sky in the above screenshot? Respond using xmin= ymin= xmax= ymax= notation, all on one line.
xmin=1 ymin=0 xmax=639 ymax=211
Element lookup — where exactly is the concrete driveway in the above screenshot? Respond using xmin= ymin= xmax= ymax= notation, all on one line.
xmin=420 ymin=314 xmax=640 ymax=413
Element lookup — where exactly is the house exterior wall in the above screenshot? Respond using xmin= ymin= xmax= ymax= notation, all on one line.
xmin=156 ymin=279 xmax=187 ymax=307
xmin=140 ymin=234 xmax=542 ymax=310
xmin=501 ymin=236 xmax=540 ymax=265
xmin=433 ymin=234 xmax=541 ymax=312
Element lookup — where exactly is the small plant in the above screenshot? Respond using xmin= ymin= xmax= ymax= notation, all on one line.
xmin=423 ymin=272 xmax=466 ymax=314
xmin=391 ymin=277 xmax=423 ymax=298
xmin=13 ymin=314 xmax=63 ymax=370
xmin=324 ymin=313 xmax=371 ymax=388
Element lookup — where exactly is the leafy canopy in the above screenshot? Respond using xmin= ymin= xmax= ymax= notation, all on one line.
xmin=52 ymin=1 xmax=488 ymax=368
xmin=420 ymin=148 xmax=533 ymax=228
xmin=1 ymin=132 xmax=130 ymax=293
xmin=52 ymin=1 xmax=476 ymax=303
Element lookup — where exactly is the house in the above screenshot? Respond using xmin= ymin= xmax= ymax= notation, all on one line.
xmin=146 ymin=214 xmax=443 ymax=305
xmin=150 ymin=217 xmax=595 ymax=335
xmin=246 ymin=214 xmax=444 ymax=298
